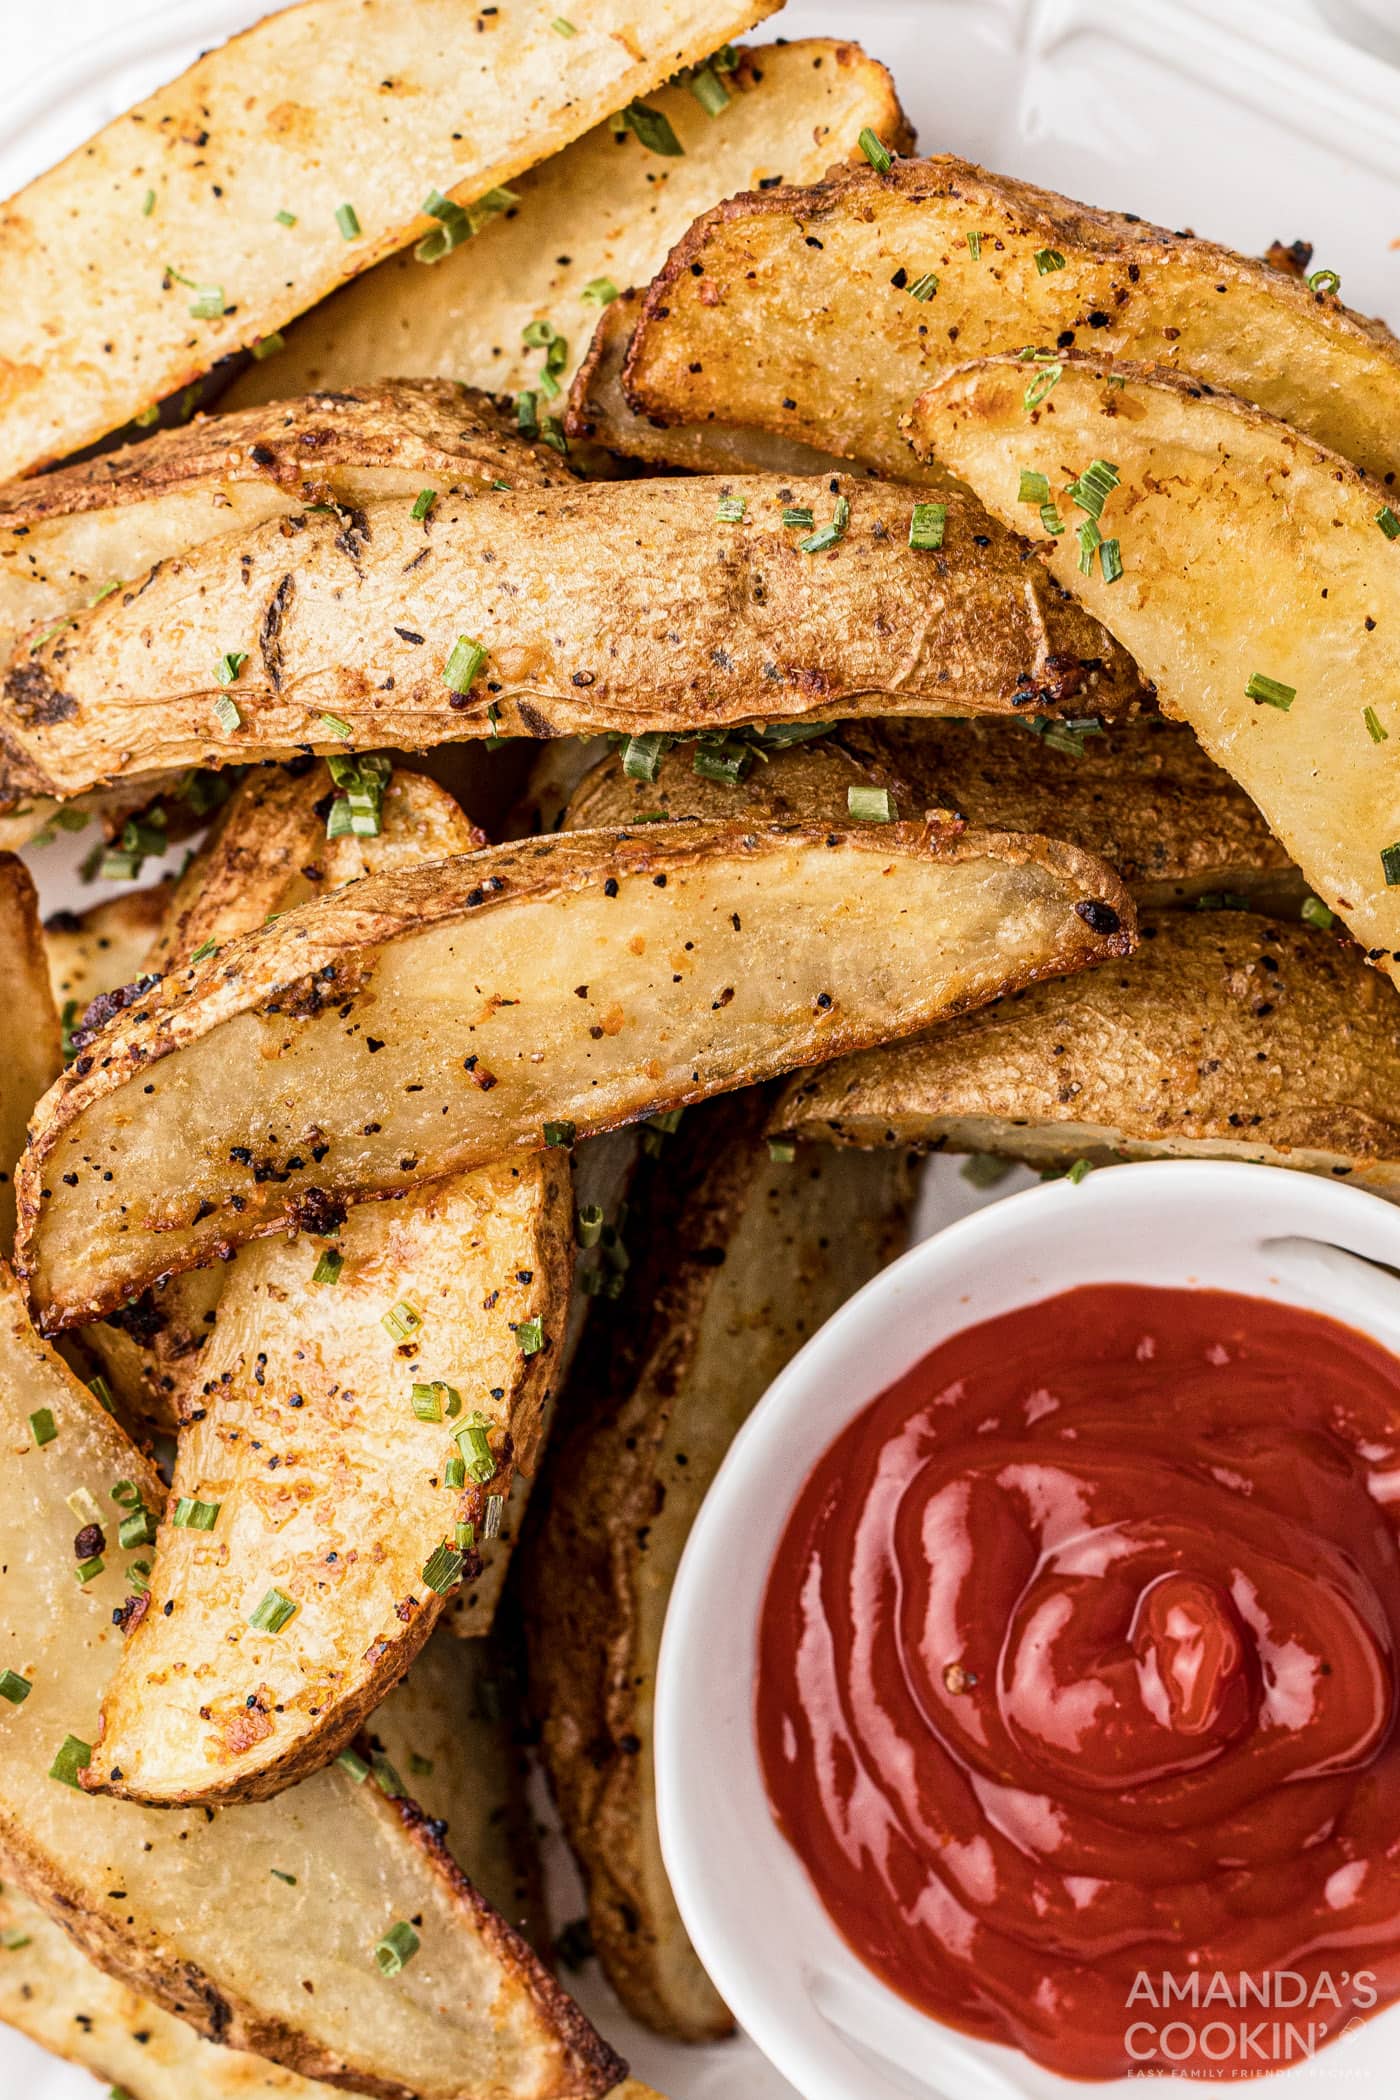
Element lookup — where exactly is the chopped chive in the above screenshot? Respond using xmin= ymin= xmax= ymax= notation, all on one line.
xmin=1066 ymin=458 xmax=1120 ymax=522
xmin=581 ymin=275 xmax=619 ymax=306
xmin=454 ymin=1416 xmax=495 ymax=1484
xmin=49 ymin=1735 xmax=91 ymax=1788
xmin=1377 ymin=506 xmax=1400 ymax=541
xmin=67 ymin=1488 xmax=101 ymax=1526
xmin=1307 ymin=266 xmax=1341 ymax=295
xmin=421 ymin=1542 xmax=465 ymax=1593
xmin=215 ymin=650 xmax=247 ymax=686
xmin=412 ymin=1382 xmax=461 ymax=1423
xmin=248 ymin=1588 xmax=296 ymax=1633
xmin=1076 ymin=518 xmax=1101 ymax=575
xmin=621 ymin=731 xmax=667 ymax=782
xmin=483 ymin=1494 xmax=505 ymax=1540
xmin=118 ymin=1507 xmax=156 ymax=1550
xmin=1246 ymin=671 xmax=1296 ymax=711
xmin=312 ymin=1246 xmax=344 ymax=1286
xmin=543 ymin=1119 xmax=576 ymax=1147
xmin=335 ymin=202 xmax=362 ymax=240
xmin=1066 ymin=1158 xmax=1093 ymax=1185
xmin=0 ymin=1671 xmax=32 ymax=1705
xmin=172 ymin=1497 xmax=221 ymax=1531
xmin=966 ymin=230 xmax=983 ymax=258
xmin=1018 ymin=469 xmax=1050 ymax=505
xmin=620 ymin=101 xmax=684 ymax=156
xmin=443 ymin=635 xmax=487 ymax=694
xmin=271 ymin=1868 xmax=298 ymax=1885
xmin=125 ymin=1558 xmax=152 ymax=1594
xmin=516 ymin=389 xmax=538 ymax=436
xmin=444 ymin=1453 xmax=466 ymax=1489
xmin=316 ymin=712 xmax=353 ymax=740
xmin=74 ymin=1556 xmax=105 ymax=1586
xmin=1301 ymin=896 xmax=1336 ymax=930
xmin=1033 ymin=247 xmax=1066 ymax=274
xmin=251 ymin=332 xmax=285 ymax=360
xmin=408 ymin=1750 xmax=434 ymax=1776
xmin=134 ymin=404 xmax=159 ymax=427
xmin=1024 ymin=361 xmax=1063 ymax=410
xmin=692 ymin=738 xmax=749 ymax=785
xmin=141 ymin=188 xmax=156 ymax=216
xmin=781 ymin=506 xmax=815 ymax=529
xmin=190 ymin=938 xmax=218 ymax=965
xmin=551 ymin=14 xmax=577 ymax=32
xmin=575 ymin=1203 xmax=604 ymax=1248
xmin=275 ymin=208 xmax=297 ymax=226
xmin=859 ymin=127 xmax=892 ymax=174
xmin=906 ymin=271 xmax=939 ymax=301
xmin=847 ymin=784 xmax=895 ymax=822
xmin=1364 ymin=705 xmax=1388 ymax=743
xmin=337 ymin=1746 xmax=370 ymax=1783
xmin=961 ymin=1153 xmax=1013 ymax=1189
xmin=689 ymin=63 xmax=730 ymax=115
xmin=382 ymin=1300 xmax=423 ymax=1344
xmin=411 ymin=488 xmax=437 ymax=521
xmin=768 ymin=1136 xmax=796 ymax=1163
xmin=716 ymin=494 xmax=746 ymax=522
xmin=28 ymin=1410 xmax=56 ymax=1449
xmin=1383 ymin=844 xmax=1400 ymax=887
xmin=374 ymin=1920 xmax=420 ymax=1976
xmin=88 ymin=1376 xmax=115 ymax=1415
xmin=213 ymin=694 xmax=241 ymax=734
xmin=1099 ymin=538 xmax=1123 ymax=584
xmin=516 ymin=1317 xmax=544 ymax=1356
xmin=798 ymin=494 xmax=850 ymax=554
xmin=909 ymin=501 xmax=947 ymax=551
xmin=457 ymin=1517 xmax=477 ymax=1551
xmin=0 ymin=1930 xmax=31 ymax=1951
xmin=110 ymin=1479 xmax=142 ymax=1511
xmin=1039 ymin=501 xmax=1065 ymax=535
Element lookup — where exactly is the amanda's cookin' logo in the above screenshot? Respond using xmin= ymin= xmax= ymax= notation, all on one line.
xmin=1123 ymin=1970 xmax=1377 ymax=2072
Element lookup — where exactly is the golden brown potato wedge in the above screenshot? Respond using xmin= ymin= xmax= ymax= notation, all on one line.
xmin=566 ymin=718 xmax=1301 ymax=910
xmin=0 ymin=1263 xmax=622 ymax=2099
xmin=0 ymin=1633 xmax=545 ymax=2100
xmin=0 ymin=382 xmax=568 ymax=660
xmin=85 ymin=769 xmax=573 ymax=1806
xmin=0 ymin=0 xmax=778 ymax=479
xmin=621 ymin=154 xmax=1400 ymax=482
xmin=19 ymin=819 xmax=1134 ymax=1330
xmin=775 ymin=911 xmax=1400 ymax=1191
xmin=526 ymin=1091 xmax=912 ymax=2040
xmin=0 ymin=855 xmax=61 ymax=1252
xmin=227 ymin=40 xmax=910 ymax=412
xmin=0 ymin=473 xmax=1147 ymax=806
xmin=44 ymin=881 xmax=175 ymax=1018
xmin=908 ymin=353 xmax=1400 ymax=983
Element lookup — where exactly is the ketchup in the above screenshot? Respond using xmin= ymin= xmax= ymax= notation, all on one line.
xmin=756 ymin=1285 xmax=1400 ymax=2079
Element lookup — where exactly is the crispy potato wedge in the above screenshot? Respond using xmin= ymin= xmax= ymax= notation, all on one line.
xmin=566 ymin=718 xmax=1301 ymax=909
xmin=0 ymin=856 xmax=61 ymax=1251
xmin=526 ymin=1091 xmax=912 ymax=2039
xmin=44 ymin=881 xmax=175 ymax=1017
xmin=0 ymin=1633 xmax=543 ymax=2100
xmin=908 ymin=354 xmax=1400 ymax=981
xmin=0 ymin=383 xmax=568 ymax=660
xmin=0 ymin=0 xmax=778 ymax=480
xmin=227 ymin=41 xmax=910 ymax=412
xmin=775 ymin=911 xmax=1400 ymax=1190
xmin=0 ymin=473 xmax=1146 ymax=806
xmin=566 ymin=289 xmax=851 ymax=475
xmin=621 ymin=155 xmax=1400 ymax=482
xmin=19 ymin=820 xmax=1134 ymax=1329
xmin=0 ymin=1264 xmax=622 ymax=2099
xmin=86 ymin=769 xmax=573 ymax=1806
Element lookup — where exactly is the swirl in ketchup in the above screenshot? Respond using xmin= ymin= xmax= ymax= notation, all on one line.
xmin=756 ymin=1284 xmax=1400 ymax=2079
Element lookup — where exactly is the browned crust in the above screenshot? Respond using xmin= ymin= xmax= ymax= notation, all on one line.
xmin=18 ymin=820 xmax=1135 ymax=1328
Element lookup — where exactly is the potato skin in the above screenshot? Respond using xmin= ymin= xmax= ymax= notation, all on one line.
xmin=622 ymin=152 xmax=1400 ymax=482
xmin=0 ymin=473 xmax=1148 ymax=805
xmin=776 ymin=911 xmax=1400 ymax=1191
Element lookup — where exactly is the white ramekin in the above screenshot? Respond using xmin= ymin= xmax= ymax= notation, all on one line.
xmin=655 ymin=1159 xmax=1400 ymax=2100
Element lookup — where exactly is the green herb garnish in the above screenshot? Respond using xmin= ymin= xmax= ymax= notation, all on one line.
xmin=248 ymin=1588 xmax=297 ymax=1633
xmin=859 ymin=127 xmax=892 ymax=174
xmin=335 ymin=202 xmax=362 ymax=240
xmin=847 ymin=784 xmax=895 ymax=822
xmin=443 ymin=635 xmax=487 ymax=694
xmin=172 ymin=1498 xmax=220 ymax=1531
xmin=1246 ymin=671 xmax=1296 ymax=711
xmin=374 ymin=1920 xmax=421 ymax=1975
xmin=909 ymin=501 xmax=946 ymax=551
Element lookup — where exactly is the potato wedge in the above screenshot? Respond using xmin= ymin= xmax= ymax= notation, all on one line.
xmin=0 ymin=1633 xmax=543 ymax=2100
xmin=18 ymin=819 xmax=1134 ymax=1330
xmin=0 ymin=1264 xmax=622 ymax=2099
xmin=44 ymin=881 xmax=175 ymax=1019
xmin=908 ymin=354 xmax=1400 ymax=981
xmin=227 ymin=40 xmax=910 ymax=412
xmin=775 ymin=911 xmax=1400 ymax=1190
xmin=566 ymin=289 xmax=851 ymax=475
xmin=0 ymin=0 xmax=778 ymax=479
xmin=85 ymin=769 xmax=573 ymax=1806
xmin=526 ymin=1091 xmax=911 ymax=2039
xmin=0 ymin=473 xmax=1147 ymax=806
xmin=0 ymin=855 xmax=61 ymax=1252
xmin=566 ymin=718 xmax=1301 ymax=909
xmin=0 ymin=382 xmax=568 ymax=661
xmin=620 ymin=155 xmax=1400 ymax=482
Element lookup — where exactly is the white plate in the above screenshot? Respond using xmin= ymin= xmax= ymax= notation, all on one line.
xmin=1 ymin=3 xmax=1397 ymax=2096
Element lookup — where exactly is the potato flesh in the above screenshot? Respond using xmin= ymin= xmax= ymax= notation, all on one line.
xmin=622 ymin=156 xmax=1400 ymax=483
xmin=0 ymin=0 xmax=779 ymax=477
xmin=227 ymin=40 xmax=908 ymax=410
xmin=912 ymin=357 xmax=1400 ymax=981
xmin=0 ymin=857 xmax=61 ymax=1251
xmin=0 ymin=1270 xmax=617 ymax=2098
xmin=20 ymin=823 xmax=1133 ymax=1327
xmin=2 ymin=475 xmax=1146 ymax=804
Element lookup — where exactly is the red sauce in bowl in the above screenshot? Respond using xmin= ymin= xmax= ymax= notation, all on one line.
xmin=756 ymin=1284 xmax=1400 ymax=2080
